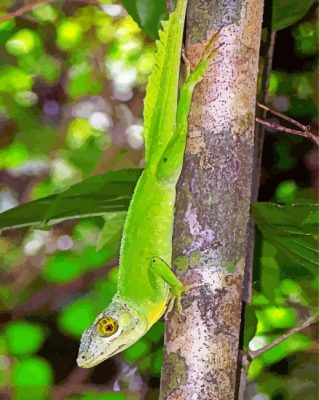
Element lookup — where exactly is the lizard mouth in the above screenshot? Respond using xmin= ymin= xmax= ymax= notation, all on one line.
xmin=77 ymin=344 xmax=126 ymax=368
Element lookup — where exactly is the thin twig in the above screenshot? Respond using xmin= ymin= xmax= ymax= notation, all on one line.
xmin=256 ymin=101 xmax=319 ymax=145
xmin=256 ymin=117 xmax=319 ymax=145
xmin=0 ymin=0 xmax=55 ymax=22
xmin=257 ymin=101 xmax=306 ymax=130
xmin=0 ymin=0 xmax=99 ymax=23
xmin=166 ymin=0 xmax=173 ymax=13
xmin=239 ymin=8 xmax=276 ymax=400
xmin=11 ymin=259 xmax=118 ymax=317
xmin=52 ymin=383 xmax=114 ymax=399
xmin=243 ymin=30 xmax=277 ymax=305
xmin=249 ymin=312 xmax=319 ymax=360
xmin=64 ymin=366 xmax=92 ymax=385
xmin=256 ymin=117 xmax=310 ymax=138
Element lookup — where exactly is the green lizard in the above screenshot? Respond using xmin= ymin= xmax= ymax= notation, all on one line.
xmin=77 ymin=0 xmax=221 ymax=368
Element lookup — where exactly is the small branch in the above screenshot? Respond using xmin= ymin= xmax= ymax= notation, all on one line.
xmin=0 ymin=0 xmax=99 ymax=23
xmin=64 ymin=366 xmax=92 ymax=385
xmin=249 ymin=312 xmax=319 ymax=360
xmin=256 ymin=117 xmax=310 ymax=138
xmin=11 ymin=259 xmax=118 ymax=317
xmin=256 ymin=117 xmax=319 ymax=145
xmin=239 ymin=14 xmax=276 ymax=399
xmin=256 ymin=102 xmax=319 ymax=145
xmin=257 ymin=101 xmax=306 ymax=130
xmin=52 ymin=383 xmax=114 ymax=400
xmin=0 ymin=0 xmax=55 ymax=23
xmin=243 ymin=28 xmax=276 ymax=304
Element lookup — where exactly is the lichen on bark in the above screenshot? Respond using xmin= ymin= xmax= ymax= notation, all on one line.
xmin=160 ymin=0 xmax=264 ymax=399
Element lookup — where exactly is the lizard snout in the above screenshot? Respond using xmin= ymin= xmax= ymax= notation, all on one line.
xmin=77 ymin=353 xmax=90 ymax=368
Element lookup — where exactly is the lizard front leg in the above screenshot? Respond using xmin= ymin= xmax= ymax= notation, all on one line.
xmin=149 ymin=256 xmax=189 ymax=315
xmin=150 ymin=257 xmax=202 ymax=316
xmin=150 ymin=256 xmax=188 ymax=297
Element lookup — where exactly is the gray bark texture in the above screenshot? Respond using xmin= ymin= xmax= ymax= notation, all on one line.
xmin=160 ymin=1 xmax=264 ymax=399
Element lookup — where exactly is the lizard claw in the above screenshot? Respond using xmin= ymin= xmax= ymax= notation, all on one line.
xmin=202 ymin=27 xmax=224 ymax=63
xmin=182 ymin=48 xmax=191 ymax=77
xmin=165 ymin=283 xmax=203 ymax=321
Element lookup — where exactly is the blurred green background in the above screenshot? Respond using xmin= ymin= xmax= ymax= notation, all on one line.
xmin=0 ymin=1 xmax=318 ymax=399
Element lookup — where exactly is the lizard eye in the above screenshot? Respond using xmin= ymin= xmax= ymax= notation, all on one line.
xmin=96 ymin=316 xmax=119 ymax=337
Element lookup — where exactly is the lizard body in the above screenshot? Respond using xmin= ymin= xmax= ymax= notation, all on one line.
xmin=77 ymin=0 xmax=221 ymax=368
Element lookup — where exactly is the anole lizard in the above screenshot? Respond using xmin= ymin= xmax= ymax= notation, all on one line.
xmin=77 ymin=0 xmax=221 ymax=368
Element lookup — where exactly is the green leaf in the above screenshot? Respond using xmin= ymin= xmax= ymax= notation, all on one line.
xmin=32 ymin=4 xmax=58 ymax=22
xmin=11 ymin=357 xmax=53 ymax=386
xmin=0 ymin=66 xmax=33 ymax=92
xmin=0 ymin=169 xmax=142 ymax=231
xmin=5 ymin=321 xmax=45 ymax=356
xmin=252 ymin=203 xmax=319 ymax=272
xmin=122 ymin=0 xmax=167 ymax=39
xmin=123 ymin=338 xmax=151 ymax=362
xmin=43 ymin=247 xmax=114 ymax=283
xmin=145 ymin=321 xmax=165 ymax=343
xmin=56 ymin=19 xmax=83 ymax=50
xmin=152 ymin=348 xmax=163 ymax=375
xmin=97 ymin=212 xmax=127 ymax=250
xmin=6 ymin=29 xmax=41 ymax=56
xmin=43 ymin=252 xmax=82 ymax=283
xmin=258 ymin=306 xmax=297 ymax=331
xmin=260 ymin=333 xmax=312 ymax=365
xmin=261 ymin=257 xmax=280 ymax=299
xmin=243 ymin=305 xmax=258 ymax=350
xmin=58 ymin=268 xmax=118 ymax=338
xmin=272 ymin=0 xmax=315 ymax=31
xmin=78 ymin=393 xmax=126 ymax=400
xmin=58 ymin=297 xmax=98 ymax=338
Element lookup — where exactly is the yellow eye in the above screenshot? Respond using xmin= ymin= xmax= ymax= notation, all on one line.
xmin=96 ymin=316 xmax=119 ymax=337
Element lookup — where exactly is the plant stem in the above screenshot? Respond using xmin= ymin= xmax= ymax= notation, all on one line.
xmin=256 ymin=116 xmax=319 ymax=145
xmin=0 ymin=0 xmax=99 ymax=23
xmin=249 ymin=312 xmax=319 ymax=359
xmin=160 ymin=0 xmax=264 ymax=398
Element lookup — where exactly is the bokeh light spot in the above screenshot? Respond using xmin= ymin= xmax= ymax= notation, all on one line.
xmin=5 ymin=321 xmax=45 ymax=356
xmin=56 ymin=20 xmax=83 ymax=50
xmin=11 ymin=357 xmax=53 ymax=386
xmin=275 ymin=180 xmax=297 ymax=202
xmin=6 ymin=29 xmax=39 ymax=56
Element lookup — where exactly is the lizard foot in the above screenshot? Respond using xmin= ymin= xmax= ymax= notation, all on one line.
xmin=182 ymin=47 xmax=191 ymax=77
xmin=165 ymin=283 xmax=203 ymax=321
xmin=201 ymin=27 xmax=224 ymax=64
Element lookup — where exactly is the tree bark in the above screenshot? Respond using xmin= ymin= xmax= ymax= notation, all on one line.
xmin=160 ymin=1 xmax=264 ymax=399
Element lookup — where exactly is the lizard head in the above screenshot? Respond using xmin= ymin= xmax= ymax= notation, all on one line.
xmin=77 ymin=296 xmax=147 ymax=368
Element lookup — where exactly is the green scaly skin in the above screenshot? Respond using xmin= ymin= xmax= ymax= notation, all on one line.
xmin=77 ymin=0 xmax=221 ymax=368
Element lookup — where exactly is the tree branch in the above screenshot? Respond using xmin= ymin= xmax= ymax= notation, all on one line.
xmin=257 ymin=101 xmax=306 ymax=130
xmin=243 ymin=24 xmax=276 ymax=304
xmin=0 ymin=0 xmax=99 ymax=23
xmin=239 ymin=10 xmax=276 ymax=398
xmin=249 ymin=312 xmax=319 ymax=360
xmin=11 ymin=259 xmax=118 ymax=317
xmin=52 ymin=383 xmax=114 ymax=399
xmin=256 ymin=117 xmax=319 ymax=145
xmin=0 ymin=0 xmax=54 ymax=23
xmin=160 ymin=1 xmax=264 ymax=398
xmin=256 ymin=102 xmax=319 ymax=145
